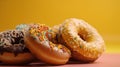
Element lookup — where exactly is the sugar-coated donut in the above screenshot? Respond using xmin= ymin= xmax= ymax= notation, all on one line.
xmin=24 ymin=23 xmax=71 ymax=65
xmin=61 ymin=18 xmax=105 ymax=62
xmin=0 ymin=30 xmax=35 ymax=64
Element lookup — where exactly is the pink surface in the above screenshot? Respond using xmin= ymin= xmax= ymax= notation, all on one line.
xmin=0 ymin=54 xmax=120 ymax=67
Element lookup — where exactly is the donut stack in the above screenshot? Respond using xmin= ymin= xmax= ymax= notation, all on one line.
xmin=0 ymin=18 xmax=105 ymax=65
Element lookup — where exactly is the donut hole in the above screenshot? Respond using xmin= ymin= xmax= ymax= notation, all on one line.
xmin=78 ymin=33 xmax=86 ymax=42
xmin=78 ymin=31 xmax=92 ymax=42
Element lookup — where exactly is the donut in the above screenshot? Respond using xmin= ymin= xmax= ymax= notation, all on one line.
xmin=61 ymin=18 xmax=105 ymax=62
xmin=51 ymin=24 xmax=62 ymax=44
xmin=16 ymin=24 xmax=29 ymax=31
xmin=51 ymin=24 xmax=66 ymax=45
xmin=0 ymin=30 xmax=35 ymax=64
xmin=16 ymin=24 xmax=39 ymax=62
xmin=24 ymin=23 xmax=71 ymax=64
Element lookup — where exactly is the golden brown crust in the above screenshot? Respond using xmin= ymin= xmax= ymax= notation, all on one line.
xmin=24 ymin=35 xmax=70 ymax=64
xmin=61 ymin=18 xmax=105 ymax=62
xmin=0 ymin=52 xmax=35 ymax=64
xmin=24 ymin=24 xmax=71 ymax=64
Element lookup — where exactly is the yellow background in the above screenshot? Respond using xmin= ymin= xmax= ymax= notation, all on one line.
xmin=0 ymin=0 xmax=120 ymax=53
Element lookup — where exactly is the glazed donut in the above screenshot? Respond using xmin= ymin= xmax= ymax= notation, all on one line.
xmin=51 ymin=24 xmax=63 ymax=44
xmin=61 ymin=18 xmax=105 ymax=62
xmin=24 ymin=23 xmax=71 ymax=64
xmin=0 ymin=30 xmax=35 ymax=64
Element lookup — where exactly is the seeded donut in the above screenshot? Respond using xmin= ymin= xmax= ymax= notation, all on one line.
xmin=0 ymin=30 xmax=35 ymax=64
xmin=24 ymin=23 xmax=71 ymax=65
xmin=61 ymin=18 xmax=105 ymax=62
